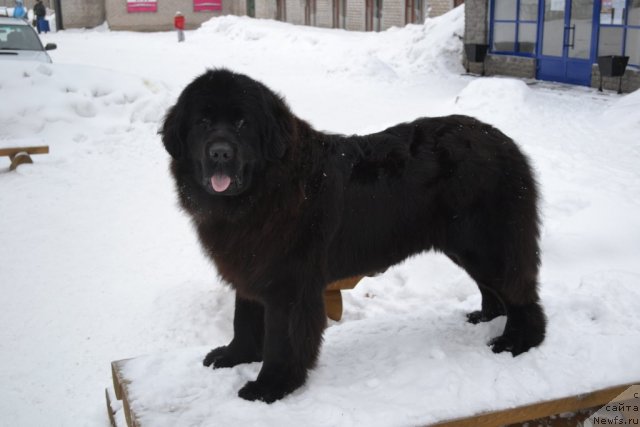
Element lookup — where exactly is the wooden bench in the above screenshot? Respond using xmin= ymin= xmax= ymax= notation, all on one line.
xmin=324 ymin=275 xmax=364 ymax=321
xmin=0 ymin=146 xmax=49 ymax=170
xmin=106 ymin=358 xmax=638 ymax=427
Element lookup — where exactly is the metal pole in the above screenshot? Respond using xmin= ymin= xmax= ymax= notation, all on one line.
xmin=53 ymin=0 xmax=62 ymax=30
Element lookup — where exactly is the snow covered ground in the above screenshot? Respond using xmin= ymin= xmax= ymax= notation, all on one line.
xmin=1 ymin=7 xmax=639 ymax=426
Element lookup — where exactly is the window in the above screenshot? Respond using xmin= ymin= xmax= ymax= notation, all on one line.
xmin=598 ymin=0 xmax=640 ymax=66
xmin=491 ymin=0 xmax=539 ymax=55
xmin=0 ymin=25 xmax=43 ymax=51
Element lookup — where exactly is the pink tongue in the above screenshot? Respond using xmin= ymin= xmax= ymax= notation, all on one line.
xmin=211 ymin=174 xmax=231 ymax=192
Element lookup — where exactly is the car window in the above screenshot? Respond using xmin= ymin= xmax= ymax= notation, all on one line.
xmin=0 ymin=25 xmax=42 ymax=51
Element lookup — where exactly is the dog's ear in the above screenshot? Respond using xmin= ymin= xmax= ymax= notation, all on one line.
xmin=160 ymin=104 xmax=185 ymax=159
xmin=259 ymin=87 xmax=291 ymax=162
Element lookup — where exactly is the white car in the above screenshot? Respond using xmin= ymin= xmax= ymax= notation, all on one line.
xmin=0 ymin=17 xmax=56 ymax=63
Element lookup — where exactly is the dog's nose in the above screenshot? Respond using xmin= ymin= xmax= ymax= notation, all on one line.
xmin=208 ymin=142 xmax=234 ymax=163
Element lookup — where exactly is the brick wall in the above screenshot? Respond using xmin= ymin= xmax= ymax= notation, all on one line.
xmin=485 ymin=54 xmax=536 ymax=79
xmin=381 ymin=0 xmax=405 ymax=29
xmin=64 ymin=0 xmax=456 ymax=31
xmin=61 ymin=0 xmax=105 ymax=28
xmin=428 ymin=0 xmax=451 ymax=17
xmin=285 ymin=0 xmax=305 ymax=24
xmin=0 ymin=0 xmax=50 ymax=7
xmin=255 ymin=0 xmax=278 ymax=19
xmin=316 ymin=0 xmax=333 ymax=27
xmin=463 ymin=0 xmax=486 ymax=44
xmin=345 ymin=0 xmax=365 ymax=31
xmin=3 ymin=0 xmax=103 ymax=29
xmin=462 ymin=0 xmax=487 ymax=73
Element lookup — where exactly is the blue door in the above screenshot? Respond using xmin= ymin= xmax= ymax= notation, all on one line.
xmin=537 ymin=0 xmax=596 ymax=86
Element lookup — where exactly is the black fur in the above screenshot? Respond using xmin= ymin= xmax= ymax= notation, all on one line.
xmin=160 ymin=69 xmax=546 ymax=403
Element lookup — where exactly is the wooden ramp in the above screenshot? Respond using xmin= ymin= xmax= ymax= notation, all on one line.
xmin=106 ymin=357 xmax=637 ymax=427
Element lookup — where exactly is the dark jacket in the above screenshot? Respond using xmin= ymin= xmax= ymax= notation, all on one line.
xmin=34 ymin=2 xmax=46 ymax=18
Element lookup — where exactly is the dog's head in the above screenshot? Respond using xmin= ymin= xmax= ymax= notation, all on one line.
xmin=160 ymin=69 xmax=292 ymax=196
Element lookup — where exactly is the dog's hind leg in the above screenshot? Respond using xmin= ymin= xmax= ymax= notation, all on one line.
xmin=486 ymin=274 xmax=546 ymax=356
xmin=445 ymin=240 xmax=545 ymax=356
xmin=445 ymin=251 xmax=506 ymax=324
xmin=466 ymin=283 xmax=506 ymax=324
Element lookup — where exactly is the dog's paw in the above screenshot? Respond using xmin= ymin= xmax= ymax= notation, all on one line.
xmin=203 ymin=346 xmax=234 ymax=368
xmin=238 ymin=380 xmax=289 ymax=403
xmin=467 ymin=309 xmax=504 ymax=324
xmin=203 ymin=346 xmax=259 ymax=369
xmin=488 ymin=334 xmax=525 ymax=356
xmin=466 ymin=310 xmax=487 ymax=324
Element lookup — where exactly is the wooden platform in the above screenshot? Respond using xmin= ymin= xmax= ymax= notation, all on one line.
xmin=106 ymin=356 xmax=637 ymax=427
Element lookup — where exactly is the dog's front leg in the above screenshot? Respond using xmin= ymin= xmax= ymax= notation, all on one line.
xmin=203 ymin=293 xmax=264 ymax=368
xmin=238 ymin=286 xmax=326 ymax=403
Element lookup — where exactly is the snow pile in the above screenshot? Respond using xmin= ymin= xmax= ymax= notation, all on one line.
xmin=452 ymin=77 xmax=532 ymax=123
xmin=195 ymin=8 xmax=464 ymax=82
xmin=403 ymin=5 xmax=465 ymax=75
xmin=0 ymin=62 xmax=170 ymax=143
xmin=602 ymin=88 xmax=640 ymax=130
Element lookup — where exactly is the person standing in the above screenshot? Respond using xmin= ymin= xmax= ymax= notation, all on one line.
xmin=174 ymin=11 xmax=185 ymax=43
xmin=12 ymin=0 xmax=28 ymax=21
xmin=33 ymin=0 xmax=48 ymax=34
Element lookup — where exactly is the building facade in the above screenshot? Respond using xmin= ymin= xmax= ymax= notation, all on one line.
xmin=105 ymin=0 xmax=238 ymax=31
xmin=251 ymin=0 xmax=458 ymax=30
xmin=103 ymin=0 xmax=436 ymax=32
xmin=465 ymin=0 xmax=640 ymax=92
xmin=29 ymin=0 xmax=458 ymax=32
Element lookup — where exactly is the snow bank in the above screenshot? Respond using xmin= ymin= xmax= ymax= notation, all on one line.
xmin=602 ymin=88 xmax=640 ymax=130
xmin=193 ymin=7 xmax=464 ymax=82
xmin=403 ymin=5 xmax=465 ymax=75
xmin=0 ymin=62 xmax=171 ymax=144
xmin=451 ymin=77 xmax=532 ymax=123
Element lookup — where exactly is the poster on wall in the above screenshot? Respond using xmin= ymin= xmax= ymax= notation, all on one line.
xmin=600 ymin=0 xmax=626 ymax=24
xmin=550 ymin=0 xmax=564 ymax=11
xmin=127 ymin=0 xmax=158 ymax=13
xmin=194 ymin=0 xmax=222 ymax=12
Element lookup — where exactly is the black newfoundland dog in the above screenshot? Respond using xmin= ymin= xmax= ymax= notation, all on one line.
xmin=161 ymin=69 xmax=545 ymax=403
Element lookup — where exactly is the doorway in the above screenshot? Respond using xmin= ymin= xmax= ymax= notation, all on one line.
xmin=276 ymin=0 xmax=286 ymax=21
xmin=333 ymin=0 xmax=346 ymax=28
xmin=366 ymin=0 xmax=382 ymax=31
xmin=537 ymin=0 xmax=596 ymax=85
xmin=247 ymin=0 xmax=255 ymax=17
xmin=305 ymin=0 xmax=317 ymax=25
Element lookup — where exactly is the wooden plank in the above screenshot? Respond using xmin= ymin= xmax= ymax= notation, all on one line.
xmin=324 ymin=289 xmax=343 ymax=321
xmin=326 ymin=275 xmax=364 ymax=291
xmin=111 ymin=361 xmax=124 ymax=401
xmin=111 ymin=360 xmax=140 ymax=427
xmin=0 ymin=146 xmax=49 ymax=157
xmin=109 ymin=354 xmax=637 ymax=427
xmin=433 ymin=382 xmax=638 ymax=427
xmin=105 ymin=388 xmax=120 ymax=427
xmin=324 ymin=276 xmax=363 ymax=320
